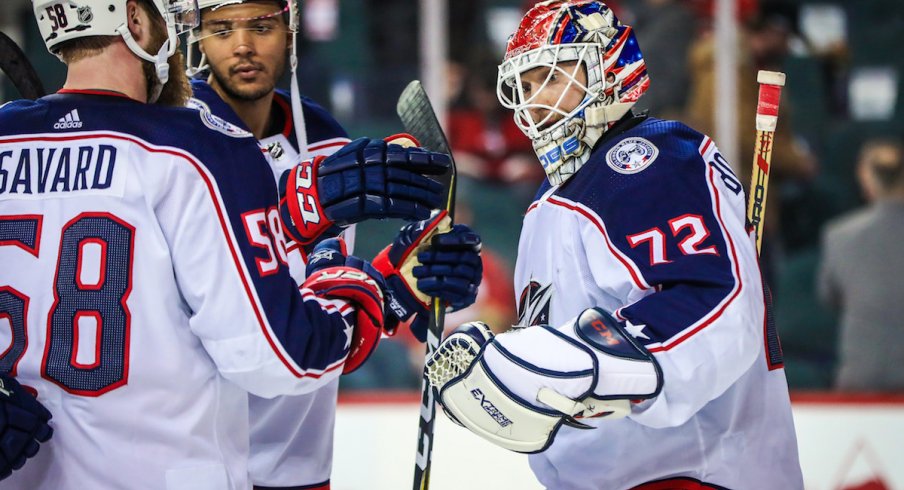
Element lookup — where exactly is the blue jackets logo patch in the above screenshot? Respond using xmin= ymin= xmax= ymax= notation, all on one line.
xmin=187 ymin=98 xmax=253 ymax=139
xmin=606 ymin=137 xmax=659 ymax=174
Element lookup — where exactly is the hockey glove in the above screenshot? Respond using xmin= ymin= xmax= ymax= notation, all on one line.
xmin=426 ymin=308 xmax=662 ymax=453
xmin=0 ymin=374 xmax=52 ymax=480
xmin=303 ymin=238 xmax=387 ymax=374
xmin=279 ymin=135 xmax=451 ymax=246
xmin=372 ymin=211 xmax=483 ymax=342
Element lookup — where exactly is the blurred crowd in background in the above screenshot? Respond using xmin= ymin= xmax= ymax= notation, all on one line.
xmin=2 ymin=0 xmax=903 ymax=393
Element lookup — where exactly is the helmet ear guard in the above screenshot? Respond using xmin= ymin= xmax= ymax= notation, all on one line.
xmin=496 ymin=0 xmax=649 ymax=186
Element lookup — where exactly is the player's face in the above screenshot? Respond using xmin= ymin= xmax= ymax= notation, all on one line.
xmin=518 ymin=61 xmax=587 ymax=128
xmin=199 ymin=2 xmax=289 ymax=102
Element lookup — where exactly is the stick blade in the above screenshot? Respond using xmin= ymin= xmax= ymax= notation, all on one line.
xmin=396 ymin=80 xmax=456 ymax=219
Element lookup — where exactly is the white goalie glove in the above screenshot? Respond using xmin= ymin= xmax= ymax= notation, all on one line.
xmin=426 ymin=308 xmax=663 ymax=453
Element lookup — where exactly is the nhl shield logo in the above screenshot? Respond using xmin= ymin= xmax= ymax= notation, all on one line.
xmin=77 ymin=6 xmax=93 ymax=23
xmin=606 ymin=137 xmax=659 ymax=174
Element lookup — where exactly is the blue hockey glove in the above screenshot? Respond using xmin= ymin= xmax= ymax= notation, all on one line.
xmin=303 ymin=238 xmax=388 ymax=374
xmin=280 ymin=135 xmax=451 ymax=246
xmin=373 ymin=211 xmax=483 ymax=342
xmin=0 ymin=374 xmax=52 ymax=480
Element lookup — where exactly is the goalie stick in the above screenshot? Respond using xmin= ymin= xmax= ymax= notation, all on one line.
xmin=748 ymin=70 xmax=786 ymax=370
xmin=746 ymin=70 xmax=785 ymax=255
xmin=396 ymin=80 xmax=457 ymax=490
xmin=0 ymin=31 xmax=46 ymax=100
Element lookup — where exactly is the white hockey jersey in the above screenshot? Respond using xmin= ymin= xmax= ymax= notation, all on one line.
xmin=190 ymin=80 xmax=351 ymax=488
xmin=0 ymin=90 xmax=358 ymax=490
xmin=514 ymin=116 xmax=803 ymax=489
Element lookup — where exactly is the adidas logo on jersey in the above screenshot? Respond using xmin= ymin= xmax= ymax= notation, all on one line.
xmin=54 ymin=109 xmax=83 ymax=129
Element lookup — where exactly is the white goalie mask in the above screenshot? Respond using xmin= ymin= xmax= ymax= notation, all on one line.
xmin=497 ymin=0 xmax=649 ymax=186
xmin=32 ymin=0 xmax=199 ymax=99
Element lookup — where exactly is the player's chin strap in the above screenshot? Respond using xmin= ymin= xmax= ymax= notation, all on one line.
xmin=117 ymin=26 xmax=173 ymax=103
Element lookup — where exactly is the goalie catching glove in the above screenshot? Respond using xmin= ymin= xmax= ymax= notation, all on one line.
xmin=280 ymin=134 xmax=451 ymax=246
xmin=0 ymin=374 xmax=53 ymax=480
xmin=426 ymin=308 xmax=662 ymax=453
xmin=372 ymin=210 xmax=483 ymax=342
xmin=302 ymin=238 xmax=387 ymax=374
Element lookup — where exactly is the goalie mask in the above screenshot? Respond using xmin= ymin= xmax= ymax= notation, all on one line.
xmin=497 ymin=0 xmax=649 ymax=186
xmin=32 ymin=0 xmax=199 ymax=100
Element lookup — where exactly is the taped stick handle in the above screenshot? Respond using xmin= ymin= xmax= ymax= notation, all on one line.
xmin=747 ymin=70 xmax=786 ymax=255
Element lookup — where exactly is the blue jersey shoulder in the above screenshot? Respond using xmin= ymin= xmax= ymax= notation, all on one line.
xmin=1 ymin=93 xmax=270 ymax=200
xmin=188 ymin=79 xmax=256 ymax=140
xmin=189 ymin=80 xmax=348 ymax=152
xmin=272 ymin=88 xmax=349 ymax=145
xmin=557 ymin=117 xmax=709 ymax=216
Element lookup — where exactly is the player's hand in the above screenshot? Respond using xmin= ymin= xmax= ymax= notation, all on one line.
xmin=279 ymin=135 xmax=451 ymax=246
xmin=303 ymin=238 xmax=388 ymax=374
xmin=0 ymin=374 xmax=53 ymax=480
xmin=372 ymin=211 xmax=483 ymax=342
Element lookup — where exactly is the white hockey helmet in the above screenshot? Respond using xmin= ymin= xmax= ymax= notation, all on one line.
xmin=497 ymin=0 xmax=649 ymax=186
xmin=32 ymin=0 xmax=199 ymax=99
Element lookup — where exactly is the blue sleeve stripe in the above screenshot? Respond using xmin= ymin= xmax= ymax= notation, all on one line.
xmin=545 ymin=194 xmax=653 ymax=291
xmin=645 ymin=165 xmax=744 ymax=353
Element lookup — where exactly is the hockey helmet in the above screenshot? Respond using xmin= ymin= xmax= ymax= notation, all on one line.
xmin=497 ymin=0 xmax=649 ymax=186
xmin=32 ymin=0 xmax=199 ymax=100
xmin=32 ymin=0 xmax=198 ymax=57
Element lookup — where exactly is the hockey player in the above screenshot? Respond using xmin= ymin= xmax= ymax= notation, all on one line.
xmin=186 ymin=1 xmax=483 ymax=488
xmin=0 ymin=0 xmax=456 ymax=488
xmin=426 ymin=2 xmax=804 ymax=489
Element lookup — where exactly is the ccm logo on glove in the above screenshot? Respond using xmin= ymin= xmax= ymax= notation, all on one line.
xmin=589 ymin=318 xmax=621 ymax=346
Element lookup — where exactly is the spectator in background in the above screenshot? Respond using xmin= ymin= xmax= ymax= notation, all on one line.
xmin=446 ymin=60 xmax=543 ymax=192
xmin=686 ymin=3 xmax=818 ymax=187
xmin=818 ymin=139 xmax=904 ymax=392
xmin=684 ymin=2 xmax=818 ymax=282
xmin=622 ymin=0 xmax=696 ymax=119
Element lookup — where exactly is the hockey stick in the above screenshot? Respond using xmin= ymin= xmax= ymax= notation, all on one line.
xmin=0 ymin=31 xmax=46 ymax=100
xmin=396 ymin=80 xmax=456 ymax=490
xmin=746 ymin=70 xmax=785 ymax=255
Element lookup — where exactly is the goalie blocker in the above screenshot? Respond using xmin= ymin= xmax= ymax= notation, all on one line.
xmin=427 ymin=308 xmax=662 ymax=453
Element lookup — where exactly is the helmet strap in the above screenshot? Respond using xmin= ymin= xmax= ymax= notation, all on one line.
xmin=116 ymin=23 xmax=175 ymax=103
xmin=289 ymin=30 xmax=309 ymax=162
xmin=287 ymin=0 xmax=309 ymax=161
